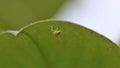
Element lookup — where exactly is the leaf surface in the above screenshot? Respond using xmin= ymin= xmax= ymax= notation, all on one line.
xmin=0 ymin=20 xmax=120 ymax=68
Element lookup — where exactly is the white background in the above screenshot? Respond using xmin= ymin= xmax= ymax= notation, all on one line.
xmin=53 ymin=0 xmax=120 ymax=44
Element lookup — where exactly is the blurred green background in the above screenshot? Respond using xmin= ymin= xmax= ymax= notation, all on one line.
xmin=0 ymin=0 xmax=67 ymax=30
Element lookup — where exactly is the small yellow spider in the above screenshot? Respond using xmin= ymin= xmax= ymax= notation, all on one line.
xmin=50 ymin=25 xmax=62 ymax=36
xmin=53 ymin=30 xmax=61 ymax=36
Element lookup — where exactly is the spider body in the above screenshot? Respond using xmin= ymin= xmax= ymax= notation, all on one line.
xmin=53 ymin=30 xmax=61 ymax=36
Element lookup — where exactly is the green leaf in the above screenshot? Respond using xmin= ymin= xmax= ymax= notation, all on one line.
xmin=0 ymin=0 xmax=66 ymax=30
xmin=0 ymin=20 xmax=120 ymax=68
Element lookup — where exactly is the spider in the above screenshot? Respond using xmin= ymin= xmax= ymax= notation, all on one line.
xmin=50 ymin=25 xmax=62 ymax=36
